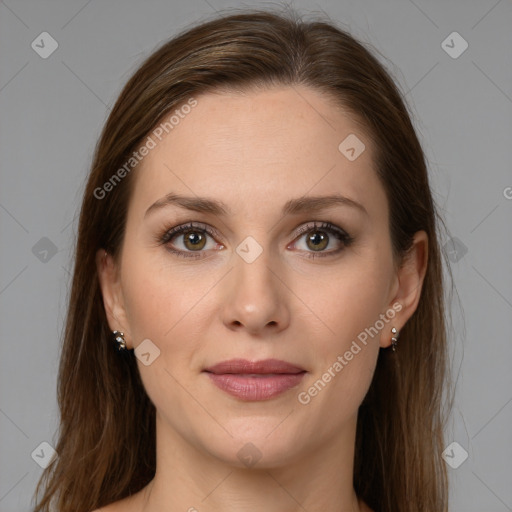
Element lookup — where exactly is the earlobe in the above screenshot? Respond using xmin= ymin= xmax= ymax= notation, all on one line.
xmin=381 ymin=231 xmax=429 ymax=348
xmin=95 ymin=249 xmax=130 ymax=346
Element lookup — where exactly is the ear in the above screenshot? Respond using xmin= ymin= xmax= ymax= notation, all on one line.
xmin=380 ymin=230 xmax=428 ymax=349
xmin=96 ymin=249 xmax=132 ymax=349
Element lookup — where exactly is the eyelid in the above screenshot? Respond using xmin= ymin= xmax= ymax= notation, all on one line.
xmin=292 ymin=221 xmax=350 ymax=240
xmin=159 ymin=221 xmax=223 ymax=245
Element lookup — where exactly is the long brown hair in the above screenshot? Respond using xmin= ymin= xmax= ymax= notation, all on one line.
xmin=32 ymin=7 xmax=453 ymax=512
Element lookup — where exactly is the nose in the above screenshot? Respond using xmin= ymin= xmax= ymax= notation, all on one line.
xmin=221 ymin=249 xmax=290 ymax=336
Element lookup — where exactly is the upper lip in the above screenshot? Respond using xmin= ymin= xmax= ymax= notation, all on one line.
xmin=204 ymin=358 xmax=305 ymax=374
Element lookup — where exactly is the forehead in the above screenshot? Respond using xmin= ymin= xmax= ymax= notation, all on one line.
xmin=129 ymin=85 xmax=387 ymax=222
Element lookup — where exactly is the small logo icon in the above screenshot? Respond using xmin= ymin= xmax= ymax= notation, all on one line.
xmin=32 ymin=237 xmax=58 ymax=263
xmin=441 ymin=32 xmax=468 ymax=59
xmin=31 ymin=441 xmax=57 ymax=469
xmin=442 ymin=441 xmax=468 ymax=469
xmin=31 ymin=32 xmax=59 ymax=59
xmin=338 ymin=134 xmax=366 ymax=161
xmin=135 ymin=338 xmax=161 ymax=366
xmin=443 ymin=237 xmax=468 ymax=263
xmin=236 ymin=236 xmax=263 ymax=264
xmin=237 ymin=442 xmax=262 ymax=468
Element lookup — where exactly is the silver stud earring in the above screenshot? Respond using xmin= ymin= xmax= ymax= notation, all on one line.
xmin=391 ymin=327 xmax=399 ymax=352
xmin=112 ymin=330 xmax=127 ymax=351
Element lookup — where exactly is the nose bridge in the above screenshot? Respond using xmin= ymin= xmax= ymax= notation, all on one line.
xmin=237 ymin=245 xmax=275 ymax=288
xmin=222 ymin=234 xmax=289 ymax=333
xmin=233 ymin=236 xmax=280 ymax=303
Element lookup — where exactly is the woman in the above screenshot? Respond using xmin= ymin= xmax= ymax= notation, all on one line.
xmin=33 ymin=7 xmax=452 ymax=512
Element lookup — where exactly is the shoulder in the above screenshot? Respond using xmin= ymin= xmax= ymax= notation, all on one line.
xmin=90 ymin=506 xmax=115 ymax=512
xmin=90 ymin=496 xmax=134 ymax=512
xmin=91 ymin=483 xmax=149 ymax=512
xmin=95 ymin=495 xmax=374 ymax=512
xmin=90 ymin=505 xmax=121 ymax=512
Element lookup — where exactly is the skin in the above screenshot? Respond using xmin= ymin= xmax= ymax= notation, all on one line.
xmin=96 ymin=85 xmax=428 ymax=512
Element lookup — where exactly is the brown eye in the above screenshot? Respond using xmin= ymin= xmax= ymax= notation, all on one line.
xmin=182 ymin=230 xmax=207 ymax=251
xmin=305 ymin=230 xmax=329 ymax=251
xmin=159 ymin=222 xmax=222 ymax=259
xmin=290 ymin=221 xmax=354 ymax=259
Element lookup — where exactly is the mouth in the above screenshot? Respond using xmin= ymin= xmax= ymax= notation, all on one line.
xmin=203 ymin=358 xmax=307 ymax=401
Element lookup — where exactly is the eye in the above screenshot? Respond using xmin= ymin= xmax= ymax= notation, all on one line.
xmin=289 ymin=221 xmax=354 ymax=259
xmin=159 ymin=222 xmax=223 ymax=259
xmin=158 ymin=221 xmax=354 ymax=260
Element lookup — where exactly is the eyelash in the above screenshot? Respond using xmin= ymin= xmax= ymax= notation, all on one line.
xmin=158 ymin=221 xmax=354 ymax=260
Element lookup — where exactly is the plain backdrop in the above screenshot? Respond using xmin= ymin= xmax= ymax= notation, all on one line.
xmin=1 ymin=0 xmax=511 ymax=511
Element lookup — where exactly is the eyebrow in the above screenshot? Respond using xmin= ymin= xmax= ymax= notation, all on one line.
xmin=144 ymin=192 xmax=368 ymax=218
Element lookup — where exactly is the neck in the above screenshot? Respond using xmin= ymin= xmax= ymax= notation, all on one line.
xmin=139 ymin=411 xmax=362 ymax=512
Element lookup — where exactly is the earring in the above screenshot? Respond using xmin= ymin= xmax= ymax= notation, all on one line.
xmin=391 ymin=327 xmax=399 ymax=352
xmin=112 ymin=330 xmax=127 ymax=351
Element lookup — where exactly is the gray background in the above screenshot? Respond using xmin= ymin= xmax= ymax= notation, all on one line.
xmin=1 ymin=0 xmax=511 ymax=510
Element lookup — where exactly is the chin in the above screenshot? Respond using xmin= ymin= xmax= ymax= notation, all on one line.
xmin=197 ymin=418 xmax=307 ymax=469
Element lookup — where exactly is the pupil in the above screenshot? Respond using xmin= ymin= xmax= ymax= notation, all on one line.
xmin=308 ymin=231 xmax=327 ymax=250
xmin=310 ymin=232 xmax=323 ymax=245
xmin=189 ymin=233 xmax=200 ymax=244
xmin=186 ymin=232 xmax=203 ymax=248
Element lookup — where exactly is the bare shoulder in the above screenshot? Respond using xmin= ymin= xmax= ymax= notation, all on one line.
xmin=94 ymin=495 xmax=374 ymax=512
xmin=91 ymin=483 xmax=150 ymax=512
xmin=90 ymin=504 xmax=118 ymax=512
xmin=90 ymin=495 xmax=136 ymax=512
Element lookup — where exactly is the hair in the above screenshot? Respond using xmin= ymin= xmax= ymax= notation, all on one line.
xmin=33 ymin=7 xmax=454 ymax=512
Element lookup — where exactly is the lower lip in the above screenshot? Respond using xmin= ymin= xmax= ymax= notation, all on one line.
xmin=205 ymin=372 xmax=306 ymax=400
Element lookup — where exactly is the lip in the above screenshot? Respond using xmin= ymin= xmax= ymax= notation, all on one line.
xmin=205 ymin=358 xmax=305 ymax=375
xmin=203 ymin=358 xmax=306 ymax=401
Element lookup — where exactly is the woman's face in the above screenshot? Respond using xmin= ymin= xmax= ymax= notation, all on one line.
xmin=98 ymin=85 xmax=425 ymax=468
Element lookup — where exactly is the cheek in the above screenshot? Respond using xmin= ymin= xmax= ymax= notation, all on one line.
xmin=293 ymin=256 xmax=390 ymax=412
xmin=119 ymin=249 xmax=207 ymax=413
xmin=121 ymin=264 xmax=172 ymax=341
xmin=119 ymin=247 xmax=220 ymax=368
xmin=297 ymin=260 xmax=390 ymax=353
xmin=295 ymin=278 xmax=383 ymax=435
xmin=119 ymin=246 xmax=189 ymax=352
